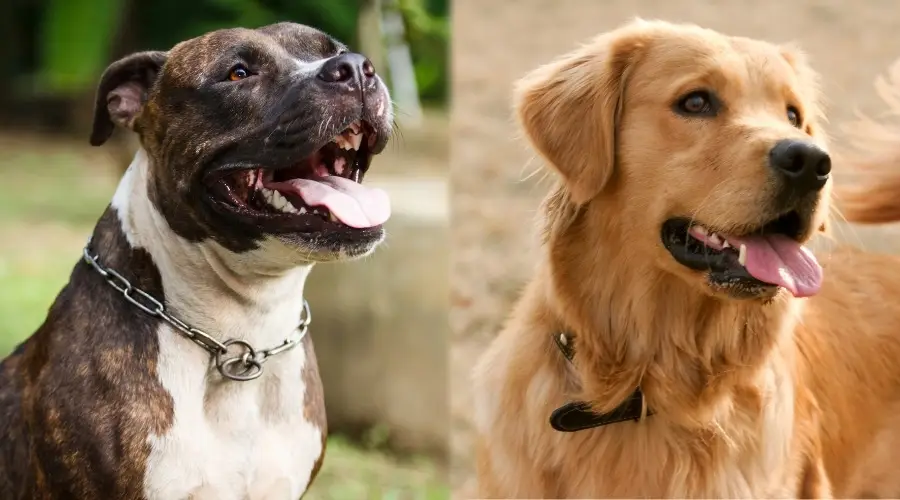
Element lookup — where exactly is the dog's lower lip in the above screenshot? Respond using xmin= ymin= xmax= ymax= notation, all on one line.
xmin=208 ymin=173 xmax=385 ymax=234
xmin=661 ymin=217 xmax=805 ymax=296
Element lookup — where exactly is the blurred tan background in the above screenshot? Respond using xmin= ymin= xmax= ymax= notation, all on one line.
xmin=450 ymin=0 xmax=900 ymax=492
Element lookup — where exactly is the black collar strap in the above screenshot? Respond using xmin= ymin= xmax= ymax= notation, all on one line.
xmin=549 ymin=332 xmax=653 ymax=432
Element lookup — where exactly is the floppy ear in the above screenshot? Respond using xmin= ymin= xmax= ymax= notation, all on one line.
xmin=90 ymin=51 xmax=168 ymax=146
xmin=514 ymin=29 xmax=645 ymax=205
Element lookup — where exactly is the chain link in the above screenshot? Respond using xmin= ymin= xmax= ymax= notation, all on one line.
xmin=82 ymin=240 xmax=309 ymax=381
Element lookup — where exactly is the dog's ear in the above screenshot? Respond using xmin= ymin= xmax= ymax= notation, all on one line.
xmin=90 ymin=51 xmax=168 ymax=146
xmin=514 ymin=28 xmax=645 ymax=205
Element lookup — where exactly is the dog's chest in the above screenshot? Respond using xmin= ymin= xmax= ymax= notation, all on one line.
xmin=554 ymin=370 xmax=799 ymax=497
xmin=142 ymin=325 xmax=324 ymax=500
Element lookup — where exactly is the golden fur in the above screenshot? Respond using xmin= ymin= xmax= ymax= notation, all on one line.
xmin=472 ymin=19 xmax=900 ymax=498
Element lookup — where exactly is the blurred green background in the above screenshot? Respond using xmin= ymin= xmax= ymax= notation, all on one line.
xmin=0 ymin=0 xmax=449 ymax=498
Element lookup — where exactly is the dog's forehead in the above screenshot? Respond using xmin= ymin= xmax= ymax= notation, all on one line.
xmin=640 ymin=33 xmax=800 ymax=94
xmin=645 ymin=33 xmax=780 ymax=70
xmin=168 ymin=23 xmax=343 ymax=68
xmin=256 ymin=22 xmax=344 ymax=56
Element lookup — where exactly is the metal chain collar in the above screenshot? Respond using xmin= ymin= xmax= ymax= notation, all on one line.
xmin=82 ymin=240 xmax=310 ymax=381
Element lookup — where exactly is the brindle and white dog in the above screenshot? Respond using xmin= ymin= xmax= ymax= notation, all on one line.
xmin=0 ymin=22 xmax=393 ymax=499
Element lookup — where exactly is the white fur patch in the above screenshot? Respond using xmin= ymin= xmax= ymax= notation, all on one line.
xmin=374 ymin=75 xmax=394 ymax=122
xmin=110 ymin=150 xmax=146 ymax=248
xmin=292 ymin=57 xmax=330 ymax=78
xmin=143 ymin=324 xmax=322 ymax=500
xmin=114 ymin=151 xmax=324 ymax=499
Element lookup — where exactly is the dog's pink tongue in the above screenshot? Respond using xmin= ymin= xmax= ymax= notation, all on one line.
xmin=266 ymin=176 xmax=391 ymax=228
xmin=727 ymin=234 xmax=823 ymax=298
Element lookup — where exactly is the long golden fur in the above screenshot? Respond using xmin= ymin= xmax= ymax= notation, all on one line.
xmin=471 ymin=19 xmax=900 ymax=498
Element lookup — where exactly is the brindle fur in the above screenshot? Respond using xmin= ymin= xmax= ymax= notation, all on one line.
xmin=0 ymin=210 xmax=174 ymax=499
xmin=0 ymin=21 xmax=387 ymax=498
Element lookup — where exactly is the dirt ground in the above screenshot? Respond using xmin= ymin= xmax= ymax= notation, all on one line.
xmin=449 ymin=0 xmax=900 ymax=490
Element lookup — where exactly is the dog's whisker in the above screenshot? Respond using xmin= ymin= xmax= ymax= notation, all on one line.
xmin=519 ymin=157 xmax=545 ymax=183
xmin=828 ymin=204 xmax=869 ymax=251
xmin=389 ymin=121 xmax=406 ymax=153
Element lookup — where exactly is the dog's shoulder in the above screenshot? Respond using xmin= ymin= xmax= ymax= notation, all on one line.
xmin=0 ymin=209 xmax=175 ymax=498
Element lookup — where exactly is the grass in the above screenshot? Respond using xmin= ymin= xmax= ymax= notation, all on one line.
xmin=0 ymin=136 xmax=448 ymax=499
xmin=0 ymin=145 xmax=114 ymax=353
xmin=306 ymin=436 xmax=447 ymax=500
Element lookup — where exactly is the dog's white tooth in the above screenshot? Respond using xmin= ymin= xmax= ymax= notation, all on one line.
xmin=299 ymin=207 xmax=307 ymax=214
xmin=693 ymin=225 xmax=708 ymax=236
xmin=271 ymin=190 xmax=289 ymax=210
xmin=722 ymin=240 xmax=731 ymax=249
xmin=738 ymin=244 xmax=747 ymax=266
xmin=273 ymin=192 xmax=296 ymax=214
xmin=708 ymin=233 xmax=723 ymax=247
xmin=334 ymin=157 xmax=346 ymax=175
xmin=344 ymin=129 xmax=358 ymax=147
xmin=350 ymin=133 xmax=363 ymax=151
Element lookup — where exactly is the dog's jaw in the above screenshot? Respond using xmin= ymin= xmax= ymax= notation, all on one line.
xmin=111 ymin=149 xmax=326 ymax=498
xmin=542 ymin=194 xmax=801 ymax=426
xmin=115 ymin=149 xmax=317 ymax=295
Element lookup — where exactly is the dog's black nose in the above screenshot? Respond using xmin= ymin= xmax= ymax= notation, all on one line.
xmin=317 ymin=53 xmax=376 ymax=87
xmin=768 ymin=139 xmax=831 ymax=194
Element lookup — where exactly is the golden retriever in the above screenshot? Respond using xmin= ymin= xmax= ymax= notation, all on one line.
xmin=471 ymin=19 xmax=900 ymax=498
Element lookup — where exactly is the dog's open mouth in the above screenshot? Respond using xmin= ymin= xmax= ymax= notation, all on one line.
xmin=661 ymin=211 xmax=823 ymax=298
xmin=213 ymin=120 xmax=390 ymax=230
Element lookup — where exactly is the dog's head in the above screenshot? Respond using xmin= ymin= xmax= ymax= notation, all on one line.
xmin=91 ymin=22 xmax=393 ymax=262
xmin=517 ymin=20 xmax=830 ymax=300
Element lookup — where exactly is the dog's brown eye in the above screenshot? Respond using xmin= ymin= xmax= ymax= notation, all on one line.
xmin=674 ymin=90 xmax=718 ymax=117
xmin=228 ymin=65 xmax=251 ymax=81
xmin=787 ymin=106 xmax=802 ymax=128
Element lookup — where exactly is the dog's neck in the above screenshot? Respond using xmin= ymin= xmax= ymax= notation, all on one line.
xmin=542 ymin=200 xmax=800 ymax=427
xmin=107 ymin=149 xmax=313 ymax=347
